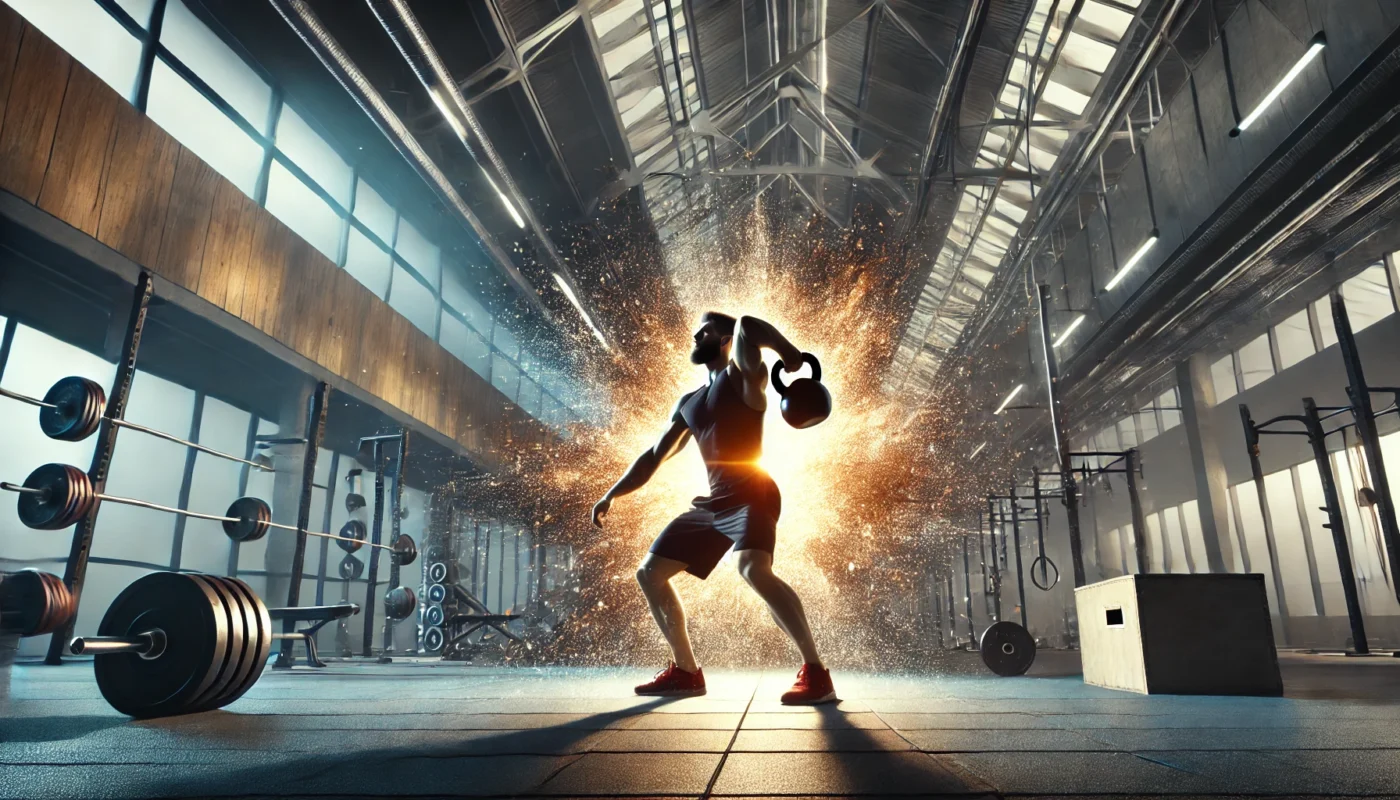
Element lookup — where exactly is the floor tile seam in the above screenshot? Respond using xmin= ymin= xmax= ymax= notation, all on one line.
xmin=699 ymin=671 xmax=761 ymax=800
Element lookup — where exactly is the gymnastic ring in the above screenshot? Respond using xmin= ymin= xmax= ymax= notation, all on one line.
xmin=1029 ymin=555 xmax=1060 ymax=591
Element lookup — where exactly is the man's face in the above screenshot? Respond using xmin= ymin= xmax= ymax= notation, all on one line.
xmin=690 ymin=322 xmax=727 ymax=364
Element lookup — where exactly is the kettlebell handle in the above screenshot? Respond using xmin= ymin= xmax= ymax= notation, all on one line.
xmin=771 ymin=353 xmax=821 ymax=396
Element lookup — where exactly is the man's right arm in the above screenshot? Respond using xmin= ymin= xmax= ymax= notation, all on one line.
xmin=592 ymin=416 xmax=691 ymax=527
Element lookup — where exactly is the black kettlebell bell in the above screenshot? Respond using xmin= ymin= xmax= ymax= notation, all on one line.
xmin=770 ymin=353 xmax=831 ymax=429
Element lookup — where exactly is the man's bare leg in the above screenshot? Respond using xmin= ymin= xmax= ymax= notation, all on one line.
xmin=636 ymin=553 xmax=700 ymax=672
xmin=735 ymin=550 xmax=822 ymax=666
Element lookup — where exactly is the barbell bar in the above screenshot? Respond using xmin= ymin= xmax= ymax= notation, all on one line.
xmin=1 ymin=464 xmax=416 ymax=566
xmin=0 ymin=376 xmax=274 ymax=471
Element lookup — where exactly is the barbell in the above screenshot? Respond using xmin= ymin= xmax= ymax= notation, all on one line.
xmin=69 ymin=572 xmax=414 ymax=718
xmin=0 ymin=569 xmax=76 ymax=637
xmin=0 ymin=377 xmax=275 ymax=472
xmin=1 ymin=464 xmax=416 ymax=566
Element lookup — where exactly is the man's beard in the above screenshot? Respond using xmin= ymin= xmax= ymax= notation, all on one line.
xmin=690 ymin=338 xmax=722 ymax=364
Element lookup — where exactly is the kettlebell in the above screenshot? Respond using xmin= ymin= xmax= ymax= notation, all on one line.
xmin=770 ymin=353 xmax=832 ymax=429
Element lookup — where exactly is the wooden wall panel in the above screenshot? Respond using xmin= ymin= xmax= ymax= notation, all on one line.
xmin=238 ymin=213 xmax=289 ymax=337
xmin=154 ymin=147 xmax=218 ymax=289
xmin=37 ymin=63 xmax=122 ymax=235
xmin=0 ymin=25 xmax=69 ymax=203
xmin=0 ymin=7 xmax=23 ymax=132
xmin=97 ymin=105 xmax=179 ymax=268
xmin=319 ymin=268 xmax=370 ymax=382
xmin=196 ymin=180 xmax=258 ymax=318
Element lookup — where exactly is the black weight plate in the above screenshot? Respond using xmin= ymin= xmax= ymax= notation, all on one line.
xmin=40 ymin=377 xmax=105 ymax=442
xmin=216 ymin=576 xmax=271 ymax=710
xmin=223 ymin=497 xmax=270 ymax=542
xmin=392 ymin=534 xmax=417 ymax=566
xmin=185 ymin=575 xmax=243 ymax=713
xmin=979 ymin=621 xmax=1037 ymax=677
xmin=337 ymin=520 xmax=366 ymax=553
xmin=423 ymin=626 xmax=443 ymax=652
xmin=426 ymin=583 xmax=447 ymax=604
xmin=339 ymin=555 xmax=364 ymax=581
xmin=94 ymin=572 xmax=226 ymax=718
xmin=17 ymin=463 xmax=81 ymax=530
xmin=427 ymin=562 xmax=448 ymax=584
xmin=384 ymin=586 xmax=416 ymax=620
xmin=0 ymin=570 xmax=43 ymax=635
xmin=60 ymin=465 xmax=91 ymax=529
xmin=425 ymin=604 xmax=444 ymax=627
xmin=345 ymin=493 xmax=366 ymax=514
xmin=424 ymin=545 xmax=443 ymax=563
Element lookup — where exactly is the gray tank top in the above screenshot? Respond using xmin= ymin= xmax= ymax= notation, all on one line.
xmin=674 ymin=364 xmax=774 ymax=510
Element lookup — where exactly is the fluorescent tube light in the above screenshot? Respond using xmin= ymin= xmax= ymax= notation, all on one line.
xmin=1053 ymin=314 xmax=1085 ymax=348
xmin=553 ymin=273 xmax=609 ymax=349
xmin=483 ymin=176 xmax=526 ymax=229
xmin=1232 ymin=33 xmax=1326 ymax=136
xmin=970 ymin=442 xmax=987 ymax=459
xmin=429 ymin=86 xmax=467 ymax=141
xmin=1103 ymin=231 xmax=1159 ymax=291
xmin=994 ymin=384 xmax=1024 ymax=415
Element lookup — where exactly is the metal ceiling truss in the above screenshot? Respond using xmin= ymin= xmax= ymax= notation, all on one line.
xmin=892 ymin=0 xmax=1159 ymax=397
xmin=364 ymin=0 xmax=609 ymax=345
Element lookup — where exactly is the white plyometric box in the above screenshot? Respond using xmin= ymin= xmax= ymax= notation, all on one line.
xmin=1075 ymin=574 xmax=1282 ymax=695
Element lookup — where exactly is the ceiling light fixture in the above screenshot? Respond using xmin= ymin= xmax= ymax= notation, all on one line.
xmin=1103 ymin=231 xmax=1159 ymax=291
xmin=1232 ymin=33 xmax=1326 ymax=136
xmin=486 ymin=176 xmax=527 ymax=229
xmin=994 ymin=384 xmax=1024 ymax=415
xmin=970 ymin=442 xmax=987 ymax=459
xmin=553 ymin=273 xmax=609 ymax=349
xmin=1053 ymin=314 xmax=1085 ymax=348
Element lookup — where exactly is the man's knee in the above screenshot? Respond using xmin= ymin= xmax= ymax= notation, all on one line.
xmin=736 ymin=551 xmax=771 ymax=585
xmin=636 ymin=561 xmax=671 ymax=590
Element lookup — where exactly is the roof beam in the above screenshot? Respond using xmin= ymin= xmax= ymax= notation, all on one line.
xmin=484 ymin=0 xmax=585 ymax=210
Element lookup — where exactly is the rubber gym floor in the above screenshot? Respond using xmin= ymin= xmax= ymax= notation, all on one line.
xmin=3 ymin=650 xmax=1400 ymax=799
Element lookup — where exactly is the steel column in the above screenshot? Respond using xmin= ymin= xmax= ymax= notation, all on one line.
xmin=962 ymin=535 xmax=976 ymax=644
xmin=380 ymin=430 xmax=409 ymax=661
xmin=1331 ymin=291 xmax=1400 ymax=602
xmin=1239 ymin=404 xmax=1291 ymax=641
xmin=47 ymin=273 xmax=153 ymax=664
xmin=1301 ymin=397 xmax=1368 ymax=654
xmin=1038 ymin=284 xmax=1086 ymax=586
xmin=1010 ymin=488 xmax=1028 ymax=628
xmin=275 ymin=381 xmax=330 ymax=668
xmin=362 ymin=440 xmax=387 ymax=657
xmin=1125 ymin=448 xmax=1148 ymax=573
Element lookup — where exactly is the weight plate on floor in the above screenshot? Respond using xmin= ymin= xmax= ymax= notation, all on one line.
xmin=339 ymin=555 xmax=364 ymax=581
xmin=218 ymin=576 xmax=271 ymax=710
xmin=337 ymin=519 xmax=366 ymax=553
xmin=40 ymin=376 xmax=105 ymax=442
xmin=424 ymin=626 xmax=443 ymax=653
xmin=94 ymin=572 xmax=226 ymax=718
xmin=185 ymin=575 xmax=244 ymax=714
xmin=426 ymin=583 xmax=447 ymax=605
xmin=428 ymin=562 xmax=448 ymax=584
xmin=979 ymin=621 xmax=1037 ymax=677
xmin=425 ymin=604 xmax=444 ymax=627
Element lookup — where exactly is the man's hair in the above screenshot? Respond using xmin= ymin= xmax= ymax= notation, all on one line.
xmin=701 ymin=311 xmax=737 ymax=338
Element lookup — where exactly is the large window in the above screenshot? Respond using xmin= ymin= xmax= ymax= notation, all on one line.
xmin=8 ymin=0 xmax=590 ymax=434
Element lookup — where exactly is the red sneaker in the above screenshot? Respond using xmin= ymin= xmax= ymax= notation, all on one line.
xmin=635 ymin=663 xmax=706 ymax=696
xmin=781 ymin=663 xmax=837 ymax=705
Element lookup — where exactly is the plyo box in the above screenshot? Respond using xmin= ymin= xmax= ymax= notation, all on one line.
xmin=1075 ymin=574 xmax=1282 ymax=695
